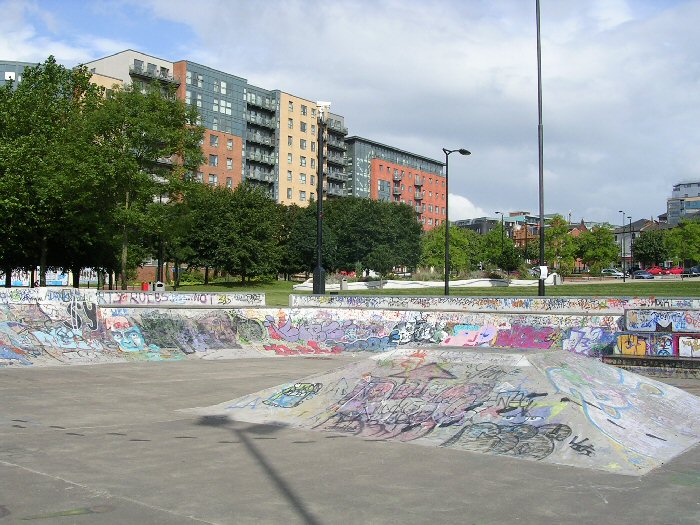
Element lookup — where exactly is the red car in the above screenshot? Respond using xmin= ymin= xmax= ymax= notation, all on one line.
xmin=667 ymin=266 xmax=684 ymax=275
xmin=646 ymin=266 xmax=665 ymax=275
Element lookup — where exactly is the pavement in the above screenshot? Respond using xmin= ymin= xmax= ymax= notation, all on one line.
xmin=2 ymin=355 xmax=700 ymax=525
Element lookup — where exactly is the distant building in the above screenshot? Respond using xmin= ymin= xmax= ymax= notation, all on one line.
xmin=345 ymin=136 xmax=445 ymax=230
xmin=667 ymin=181 xmax=700 ymax=225
xmin=0 ymin=60 xmax=35 ymax=88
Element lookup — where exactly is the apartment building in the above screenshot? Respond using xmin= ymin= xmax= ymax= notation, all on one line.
xmin=0 ymin=60 xmax=36 ymax=87
xmin=667 ymin=181 xmax=700 ymax=225
xmin=345 ymin=137 xmax=445 ymax=230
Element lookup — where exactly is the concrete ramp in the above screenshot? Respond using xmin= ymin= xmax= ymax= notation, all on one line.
xmin=191 ymin=349 xmax=700 ymax=475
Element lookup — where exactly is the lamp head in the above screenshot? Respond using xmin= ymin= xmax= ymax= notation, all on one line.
xmin=458 ymin=149 xmax=471 ymax=156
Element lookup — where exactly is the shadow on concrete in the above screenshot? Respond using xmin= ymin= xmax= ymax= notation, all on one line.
xmin=197 ymin=415 xmax=321 ymax=525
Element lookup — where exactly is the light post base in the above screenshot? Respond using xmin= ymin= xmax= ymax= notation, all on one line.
xmin=313 ymin=266 xmax=325 ymax=295
xmin=538 ymin=279 xmax=545 ymax=296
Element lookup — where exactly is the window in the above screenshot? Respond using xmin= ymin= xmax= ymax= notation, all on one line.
xmin=299 ymin=190 xmax=307 ymax=201
xmin=287 ymin=188 xmax=292 ymax=199
xmin=311 ymin=142 xmax=316 ymax=152
xmin=196 ymin=171 xmax=203 ymax=182
xmin=226 ymin=177 xmax=233 ymax=188
xmin=310 ymin=192 xmax=315 ymax=201
xmin=147 ymin=62 xmax=156 ymax=74
xmin=300 ymin=156 xmax=307 ymax=167
xmin=196 ymin=93 xmax=202 ymax=108
xmin=379 ymin=165 xmax=384 ymax=173
xmin=287 ymin=170 xmax=293 ymax=181
xmin=212 ymin=117 xmax=218 ymax=131
xmin=287 ymin=118 xmax=293 ymax=129
xmin=213 ymin=99 xmax=219 ymax=112
xmin=214 ymin=80 xmax=220 ymax=93
xmin=220 ymin=81 xmax=227 ymax=95
xmin=311 ymin=124 xmax=316 ymax=134
xmin=209 ymin=154 xmax=218 ymax=167
xmin=311 ymin=159 xmax=316 ymax=169
xmin=226 ymin=158 xmax=233 ymax=170
xmin=288 ymin=135 xmax=293 ymax=146
xmin=197 ymin=74 xmax=203 ymax=88
xmin=288 ymin=101 xmax=294 ymax=111
xmin=208 ymin=174 xmax=218 ymax=185
xmin=311 ymin=174 xmax=316 ymax=185
xmin=287 ymin=153 xmax=293 ymax=164
xmin=301 ymin=105 xmax=307 ymax=116
xmin=300 ymin=173 xmax=307 ymax=184
xmin=300 ymin=121 xmax=307 ymax=132
xmin=185 ymin=90 xmax=191 ymax=104
xmin=312 ymin=108 xmax=317 ymax=117
xmin=210 ymin=134 xmax=219 ymax=147
xmin=133 ymin=59 xmax=144 ymax=71
xmin=300 ymin=139 xmax=307 ymax=150
xmin=221 ymin=101 xmax=232 ymax=115
xmin=227 ymin=138 xmax=233 ymax=150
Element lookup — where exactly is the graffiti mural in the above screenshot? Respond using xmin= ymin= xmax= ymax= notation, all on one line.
xmin=677 ymin=335 xmax=700 ymax=358
xmin=626 ymin=309 xmax=700 ymax=333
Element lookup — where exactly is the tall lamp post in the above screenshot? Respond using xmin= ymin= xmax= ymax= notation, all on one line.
xmin=619 ymin=210 xmax=626 ymax=282
xmin=628 ymin=215 xmax=633 ymax=275
xmin=536 ymin=0 xmax=546 ymax=296
xmin=443 ymin=147 xmax=471 ymax=296
xmin=495 ymin=211 xmax=505 ymax=262
xmin=313 ymin=101 xmax=331 ymax=295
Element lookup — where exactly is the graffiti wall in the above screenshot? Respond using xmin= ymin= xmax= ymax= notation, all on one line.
xmin=193 ymin=349 xmax=700 ymax=475
xmin=626 ymin=309 xmax=700 ymax=333
xmin=292 ymin=294 xmax=700 ymax=314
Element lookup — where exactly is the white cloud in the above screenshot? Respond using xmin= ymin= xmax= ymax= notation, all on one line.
xmin=448 ymin=194 xmax=486 ymax=221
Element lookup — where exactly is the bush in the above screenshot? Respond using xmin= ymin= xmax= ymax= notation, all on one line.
xmin=179 ymin=269 xmax=204 ymax=284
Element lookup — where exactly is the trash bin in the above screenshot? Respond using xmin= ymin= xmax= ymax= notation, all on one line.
xmin=154 ymin=281 xmax=165 ymax=292
xmin=340 ymin=278 xmax=348 ymax=291
xmin=141 ymin=281 xmax=149 ymax=291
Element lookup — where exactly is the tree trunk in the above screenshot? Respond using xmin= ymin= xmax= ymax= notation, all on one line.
xmin=204 ymin=266 xmax=209 ymax=285
xmin=4 ymin=266 xmax=11 ymax=288
xmin=30 ymin=268 xmax=36 ymax=288
xmin=173 ymin=260 xmax=180 ymax=290
xmin=108 ymin=271 xmax=114 ymax=290
xmin=71 ymin=266 xmax=80 ymax=288
xmin=120 ymin=191 xmax=129 ymax=290
xmin=39 ymin=236 xmax=48 ymax=287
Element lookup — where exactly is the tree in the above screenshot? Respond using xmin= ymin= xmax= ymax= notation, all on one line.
xmin=665 ymin=219 xmax=700 ymax=265
xmin=482 ymin=221 xmax=517 ymax=269
xmin=93 ymin=82 xmax=203 ymax=289
xmin=544 ymin=214 xmax=576 ymax=268
xmin=576 ymin=225 xmax=619 ymax=272
xmin=0 ymin=57 xmax=108 ymax=286
xmin=420 ymin=224 xmax=483 ymax=274
xmin=632 ymin=229 xmax=668 ymax=266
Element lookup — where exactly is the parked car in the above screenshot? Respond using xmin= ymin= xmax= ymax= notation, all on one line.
xmin=646 ymin=266 xmax=665 ymax=275
xmin=633 ymin=270 xmax=654 ymax=279
xmin=682 ymin=266 xmax=700 ymax=277
xmin=667 ymin=266 xmax=684 ymax=275
xmin=601 ymin=268 xmax=624 ymax=278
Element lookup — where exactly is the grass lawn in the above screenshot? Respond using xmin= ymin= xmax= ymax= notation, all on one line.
xmin=176 ymin=278 xmax=700 ymax=307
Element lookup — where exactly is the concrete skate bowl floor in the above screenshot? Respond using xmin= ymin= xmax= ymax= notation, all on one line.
xmin=190 ymin=348 xmax=700 ymax=476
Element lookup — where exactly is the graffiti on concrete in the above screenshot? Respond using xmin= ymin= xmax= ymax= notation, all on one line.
xmin=264 ymin=383 xmax=323 ymax=408
xmin=563 ymin=327 xmax=616 ymax=356
xmin=615 ymin=334 xmax=675 ymax=357
xmin=677 ymin=336 xmax=700 ymax=358
xmin=626 ymin=310 xmax=700 ymax=333
xmin=96 ymin=291 xmax=264 ymax=307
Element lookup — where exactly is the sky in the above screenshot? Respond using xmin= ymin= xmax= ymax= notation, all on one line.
xmin=2 ymin=0 xmax=699 ymax=225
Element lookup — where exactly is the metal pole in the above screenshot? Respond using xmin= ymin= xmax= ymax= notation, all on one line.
xmin=444 ymin=150 xmax=450 ymax=296
xmin=628 ymin=216 xmax=633 ymax=273
xmin=501 ymin=214 xmax=504 ymax=258
xmin=313 ymin=111 xmax=325 ymax=294
xmin=619 ymin=210 xmax=626 ymax=282
xmin=536 ymin=0 xmax=545 ymax=296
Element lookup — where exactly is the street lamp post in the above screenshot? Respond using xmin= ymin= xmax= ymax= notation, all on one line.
xmin=619 ymin=210 xmax=626 ymax=282
xmin=496 ymin=211 xmax=505 ymax=263
xmin=536 ymin=0 xmax=546 ymax=296
xmin=313 ymin=102 xmax=331 ymax=295
xmin=628 ymin=215 xmax=633 ymax=274
xmin=443 ymin=147 xmax=471 ymax=296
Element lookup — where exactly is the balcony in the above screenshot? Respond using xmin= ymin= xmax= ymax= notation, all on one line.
xmin=326 ymin=185 xmax=346 ymax=197
xmin=246 ymin=169 xmax=274 ymax=184
xmin=327 ymin=123 xmax=348 ymax=136
xmin=326 ymin=153 xmax=345 ymax=166
xmin=414 ymin=192 xmax=423 ymax=200
xmin=414 ymin=178 xmax=423 ymax=187
xmin=326 ymin=169 xmax=347 ymax=182
xmin=247 ymin=97 xmax=276 ymax=112
xmin=326 ymin=138 xmax=347 ymax=151
xmin=245 ymin=113 xmax=276 ymax=129
xmin=129 ymin=65 xmax=180 ymax=85
xmin=246 ymin=132 xmax=274 ymax=147
xmin=246 ymin=151 xmax=276 ymax=166
xmin=393 ymin=186 xmax=401 ymax=196
xmin=393 ymin=173 xmax=402 ymax=182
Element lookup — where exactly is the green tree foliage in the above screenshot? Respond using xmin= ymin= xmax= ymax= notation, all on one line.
xmin=420 ymin=224 xmax=484 ymax=274
xmin=576 ymin=225 xmax=619 ymax=269
xmin=632 ymin=229 xmax=669 ymax=265
xmin=93 ymin=82 xmax=203 ymax=289
xmin=665 ymin=219 xmax=700 ymax=265
xmin=482 ymin=221 xmax=519 ymax=269
xmin=544 ymin=214 xmax=576 ymax=266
